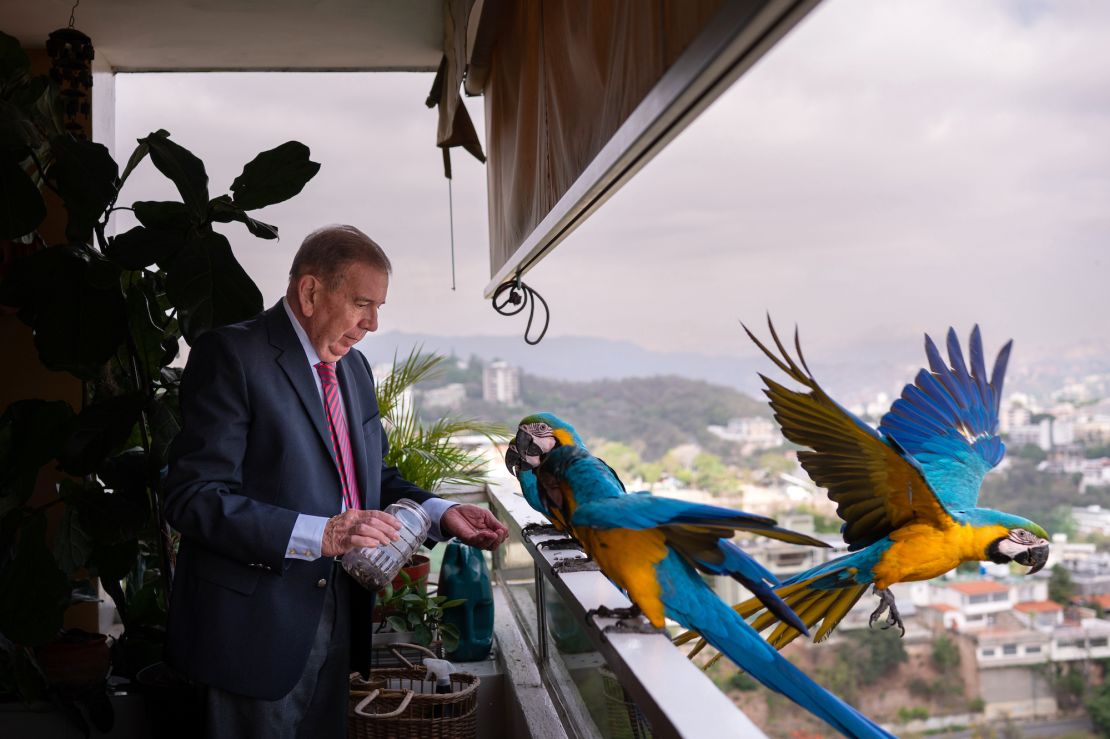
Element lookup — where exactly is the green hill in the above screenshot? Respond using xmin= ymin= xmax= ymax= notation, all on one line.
xmin=419 ymin=370 xmax=769 ymax=460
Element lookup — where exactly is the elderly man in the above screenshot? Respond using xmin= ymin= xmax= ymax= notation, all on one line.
xmin=164 ymin=225 xmax=507 ymax=738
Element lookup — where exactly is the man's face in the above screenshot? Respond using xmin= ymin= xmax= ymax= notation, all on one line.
xmin=297 ymin=261 xmax=388 ymax=363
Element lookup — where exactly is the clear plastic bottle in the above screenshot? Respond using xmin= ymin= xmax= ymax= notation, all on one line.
xmin=340 ymin=499 xmax=431 ymax=590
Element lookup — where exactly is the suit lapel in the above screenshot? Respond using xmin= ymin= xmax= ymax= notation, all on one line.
xmin=337 ymin=355 xmax=374 ymax=510
xmin=266 ymin=304 xmax=339 ymax=480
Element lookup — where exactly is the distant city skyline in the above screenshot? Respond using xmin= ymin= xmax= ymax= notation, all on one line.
xmin=114 ymin=0 xmax=1109 ymax=362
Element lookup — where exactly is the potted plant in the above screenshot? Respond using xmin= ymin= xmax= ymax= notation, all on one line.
xmin=0 ymin=28 xmax=321 ymax=733
xmin=369 ymin=348 xmax=504 ymax=654
xmin=374 ymin=569 xmax=465 ymax=656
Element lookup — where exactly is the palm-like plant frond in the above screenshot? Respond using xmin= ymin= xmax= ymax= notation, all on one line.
xmin=376 ymin=346 xmax=508 ymax=493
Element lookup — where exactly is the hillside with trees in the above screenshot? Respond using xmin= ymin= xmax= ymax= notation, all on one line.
xmin=415 ymin=356 xmax=768 ymax=460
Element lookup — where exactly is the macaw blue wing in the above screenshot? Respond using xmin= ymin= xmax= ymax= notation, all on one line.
xmin=746 ymin=319 xmax=954 ymax=551
xmin=569 ymin=493 xmax=828 ymax=547
xmin=879 ymin=326 xmax=1012 ymax=513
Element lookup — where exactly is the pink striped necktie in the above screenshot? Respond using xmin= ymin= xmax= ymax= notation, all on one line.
xmin=315 ymin=361 xmax=361 ymax=511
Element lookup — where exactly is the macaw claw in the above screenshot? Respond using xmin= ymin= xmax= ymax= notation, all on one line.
xmin=523 ymin=523 xmax=562 ymax=537
xmin=868 ymin=586 xmax=906 ymax=637
xmin=602 ymin=619 xmax=665 ymax=635
xmin=538 ymin=537 xmax=583 ymax=551
xmin=552 ymin=555 xmax=599 ymax=574
xmin=588 ymin=604 xmax=642 ymax=620
xmin=588 ymin=604 xmax=662 ymax=634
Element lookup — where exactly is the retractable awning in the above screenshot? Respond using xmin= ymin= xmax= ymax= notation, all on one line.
xmin=459 ymin=0 xmax=820 ymax=297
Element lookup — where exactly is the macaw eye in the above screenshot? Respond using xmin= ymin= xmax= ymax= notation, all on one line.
xmin=1010 ymin=529 xmax=1037 ymax=544
xmin=523 ymin=422 xmax=553 ymax=438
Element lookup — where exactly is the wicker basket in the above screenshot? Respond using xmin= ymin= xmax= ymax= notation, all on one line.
xmin=348 ymin=643 xmax=480 ymax=739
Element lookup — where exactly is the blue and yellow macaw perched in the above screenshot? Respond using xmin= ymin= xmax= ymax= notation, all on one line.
xmin=506 ymin=412 xmax=895 ymax=739
xmin=685 ymin=320 xmax=1050 ymax=653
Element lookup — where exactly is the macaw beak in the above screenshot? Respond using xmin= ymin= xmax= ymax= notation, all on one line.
xmin=513 ymin=427 xmax=554 ymax=471
xmin=1016 ymin=543 xmax=1049 ymax=574
xmin=505 ymin=442 xmax=523 ymax=476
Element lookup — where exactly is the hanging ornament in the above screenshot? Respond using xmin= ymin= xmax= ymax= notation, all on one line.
xmin=47 ymin=1 xmax=94 ymax=140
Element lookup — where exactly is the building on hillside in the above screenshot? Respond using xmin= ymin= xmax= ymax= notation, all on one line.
xmin=999 ymin=398 xmax=1034 ymax=435
xmin=1047 ymin=533 xmax=1097 ymax=572
xmin=422 ymin=382 xmax=467 ymax=410
xmin=920 ymin=578 xmax=1049 ymax=631
xmin=1007 ymin=419 xmax=1053 ymax=451
xmin=1060 ymin=548 xmax=1110 ymax=595
xmin=916 ymin=576 xmax=1110 ymax=720
xmin=706 ymin=416 xmax=782 ymax=451
xmin=1071 ymin=506 xmax=1110 ymax=540
xmin=482 ymin=360 xmax=520 ymax=405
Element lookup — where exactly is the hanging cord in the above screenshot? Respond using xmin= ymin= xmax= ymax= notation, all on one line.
xmin=492 ymin=273 xmax=550 ymax=345
xmin=68 ymin=0 xmax=80 ymax=27
xmin=447 ymin=177 xmax=456 ymax=291
xmin=442 ymin=147 xmax=456 ymax=291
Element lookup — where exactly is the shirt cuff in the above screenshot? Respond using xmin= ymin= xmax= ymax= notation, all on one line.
xmin=423 ymin=498 xmax=459 ymax=542
xmin=287 ymin=514 xmax=329 ymax=560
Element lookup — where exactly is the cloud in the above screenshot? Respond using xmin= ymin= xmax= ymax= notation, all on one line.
xmin=114 ymin=0 xmax=1110 ymax=362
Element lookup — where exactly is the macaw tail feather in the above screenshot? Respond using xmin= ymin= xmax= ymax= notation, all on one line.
xmin=674 ymin=568 xmax=868 ymax=655
xmin=750 ymin=577 xmax=870 ymax=649
xmin=670 ymin=575 xmax=894 ymax=739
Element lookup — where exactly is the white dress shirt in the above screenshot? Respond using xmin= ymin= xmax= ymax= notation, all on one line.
xmin=282 ymin=298 xmax=456 ymax=560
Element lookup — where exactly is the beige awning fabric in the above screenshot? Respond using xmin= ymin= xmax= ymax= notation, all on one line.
xmin=427 ymin=0 xmax=486 ymax=177
xmin=455 ymin=0 xmax=820 ymax=294
xmin=481 ymin=0 xmax=724 ymax=278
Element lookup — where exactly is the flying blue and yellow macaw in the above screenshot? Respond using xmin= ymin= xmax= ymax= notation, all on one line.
xmin=683 ymin=320 xmax=1050 ymax=654
xmin=507 ymin=412 xmax=895 ymax=739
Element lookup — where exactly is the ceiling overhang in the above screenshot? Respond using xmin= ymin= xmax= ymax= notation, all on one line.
xmin=3 ymin=0 xmax=442 ymax=72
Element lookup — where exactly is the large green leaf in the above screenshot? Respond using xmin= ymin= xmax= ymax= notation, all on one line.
xmin=0 ymin=634 xmax=48 ymax=703
xmin=230 ymin=141 xmax=320 ymax=211
xmin=86 ymin=538 xmax=138 ymax=581
xmin=141 ymin=133 xmax=209 ymax=222
xmin=0 ymin=158 xmax=46 ymax=239
xmin=125 ymin=280 xmax=174 ymax=383
xmin=118 ymin=129 xmax=168 ymax=187
xmin=208 ymin=195 xmax=278 ymax=239
xmin=0 ymin=99 xmax=44 ymax=155
xmin=3 ymin=244 xmax=129 ymax=379
xmin=132 ymin=200 xmax=192 ymax=232
xmin=48 ymin=135 xmax=119 ymax=242
xmin=59 ymin=395 xmax=145 ymax=476
xmin=58 ymin=479 xmax=150 ymax=547
xmin=0 ymin=31 xmax=29 ymax=83
xmin=106 ymin=225 xmax=186 ymax=270
xmin=0 ymin=400 xmax=75 ymax=507
xmin=164 ymin=232 xmax=262 ymax=343
xmin=54 ymin=505 xmax=92 ymax=577
xmin=0 ymin=515 xmax=70 ymax=646
xmin=146 ymin=393 xmax=181 ymax=470
xmin=126 ymin=574 xmax=167 ymax=628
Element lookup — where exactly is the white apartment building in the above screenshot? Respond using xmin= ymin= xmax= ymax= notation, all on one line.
xmin=482 ymin=360 xmax=521 ymax=405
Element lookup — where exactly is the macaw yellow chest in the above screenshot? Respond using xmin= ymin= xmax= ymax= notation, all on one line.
xmin=870 ymin=521 xmax=1009 ymax=589
xmin=575 ymin=527 xmax=671 ymax=627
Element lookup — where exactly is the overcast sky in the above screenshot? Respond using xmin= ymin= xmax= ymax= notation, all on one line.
xmin=114 ymin=0 xmax=1109 ymax=364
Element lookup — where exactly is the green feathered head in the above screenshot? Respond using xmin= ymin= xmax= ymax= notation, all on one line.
xmin=969 ymin=509 xmax=1051 ymax=574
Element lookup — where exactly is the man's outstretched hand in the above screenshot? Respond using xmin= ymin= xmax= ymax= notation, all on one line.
xmin=322 ymin=509 xmax=403 ymax=557
xmin=441 ymin=504 xmax=509 ymax=550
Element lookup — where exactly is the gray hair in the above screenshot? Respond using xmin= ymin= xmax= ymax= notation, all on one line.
xmin=289 ymin=224 xmax=392 ymax=287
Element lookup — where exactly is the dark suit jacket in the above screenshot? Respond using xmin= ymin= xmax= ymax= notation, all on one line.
xmin=163 ymin=302 xmax=433 ymax=699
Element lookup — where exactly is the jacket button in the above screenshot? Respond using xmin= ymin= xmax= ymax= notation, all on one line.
xmin=317 ymin=578 xmax=327 ymax=588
